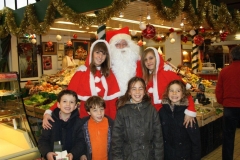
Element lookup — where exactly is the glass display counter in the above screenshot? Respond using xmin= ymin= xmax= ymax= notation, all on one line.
xmin=0 ymin=72 xmax=40 ymax=159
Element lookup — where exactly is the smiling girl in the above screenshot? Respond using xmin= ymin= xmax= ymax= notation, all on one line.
xmin=111 ymin=77 xmax=163 ymax=160
xmin=159 ymin=80 xmax=201 ymax=160
xmin=42 ymin=40 xmax=121 ymax=129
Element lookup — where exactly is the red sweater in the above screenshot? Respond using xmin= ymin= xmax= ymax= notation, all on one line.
xmin=215 ymin=61 xmax=240 ymax=107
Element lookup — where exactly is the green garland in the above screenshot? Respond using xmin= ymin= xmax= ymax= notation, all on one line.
xmin=0 ymin=0 xmax=240 ymax=38
xmin=150 ymin=0 xmax=184 ymax=21
xmin=183 ymin=0 xmax=207 ymax=27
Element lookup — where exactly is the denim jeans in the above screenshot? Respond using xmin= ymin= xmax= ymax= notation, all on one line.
xmin=222 ymin=107 xmax=240 ymax=160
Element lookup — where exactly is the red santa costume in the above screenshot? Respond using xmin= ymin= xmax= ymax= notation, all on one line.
xmin=46 ymin=40 xmax=121 ymax=119
xmin=106 ymin=27 xmax=142 ymax=95
xmin=139 ymin=47 xmax=196 ymax=117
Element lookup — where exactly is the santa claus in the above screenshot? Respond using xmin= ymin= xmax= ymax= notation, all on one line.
xmin=106 ymin=27 xmax=142 ymax=95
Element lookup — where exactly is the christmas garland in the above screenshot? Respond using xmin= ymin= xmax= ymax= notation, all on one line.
xmin=149 ymin=0 xmax=184 ymax=21
xmin=0 ymin=0 xmax=240 ymax=38
xmin=183 ymin=0 xmax=207 ymax=27
xmin=206 ymin=1 xmax=240 ymax=33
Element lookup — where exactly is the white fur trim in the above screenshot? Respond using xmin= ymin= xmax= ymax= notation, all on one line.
xmin=163 ymin=64 xmax=172 ymax=71
xmin=90 ymin=72 xmax=97 ymax=96
xmin=77 ymin=65 xmax=87 ymax=72
xmin=148 ymin=87 xmax=153 ymax=93
xmin=101 ymin=76 xmax=108 ymax=99
xmin=184 ymin=109 xmax=197 ymax=117
xmin=95 ymin=87 xmax=101 ymax=92
xmin=44 ymin=109 xmax=52 ymax=115
xmin=105 ymin=91 xmax=122 ymax=100
xmin=109 ymin=34 xmax=131 ymax=45
xmin=78 ymin=95 xmax=90 ymax=101
xmin=94 ymin=76 xmax=101 ymax=83
xmin=153 ymin=74 xmax=162 ymax=104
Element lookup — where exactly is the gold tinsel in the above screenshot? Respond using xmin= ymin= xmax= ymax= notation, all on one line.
xmin=0 ymin=0 xmax=240 ymax=38
xmin=52 ymin=0 xmax=129 ymax=26
xmin=206 ymin=2 xmax=238 ymax=33
xmin=183 ymin=0 xmax=207 ymax=27
xmin=150 ymin=0 xmax=185 ymax=21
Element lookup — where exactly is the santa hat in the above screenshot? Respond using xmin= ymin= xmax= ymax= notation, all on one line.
xmin=106 ymin=27 xmax=131 ymax=44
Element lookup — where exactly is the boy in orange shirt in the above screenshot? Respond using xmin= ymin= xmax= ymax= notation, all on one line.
xmin=80 ymin=96 xmax=114 ymax=160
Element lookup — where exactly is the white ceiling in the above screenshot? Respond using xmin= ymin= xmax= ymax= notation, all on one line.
xmin=46 ymin=1 xmax=240 ymax=41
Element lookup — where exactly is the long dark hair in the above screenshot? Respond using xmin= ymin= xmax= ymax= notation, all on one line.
xmin=162 ymin=80 xmax=190 ymax=104
xmin=141 ymin=48 xmax=156 ymax=84
xmin=90 ymin=42 xmax=110 ymax=77
xmin=116 ymin=77 xmax=151 ymax=108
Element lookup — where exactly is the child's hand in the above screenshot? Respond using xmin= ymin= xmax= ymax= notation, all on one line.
xmin=80 ymin=155 xmax=87 ymax=160
xmin=66 ymin=153 xmax=73 ymax=160
xmin=46 ymin=152 xmax=58 ymax=160
xmin=42 ymin=114 xmax=54 ymax=129
xmin=183 ymin=115 xmax=195 ymax=128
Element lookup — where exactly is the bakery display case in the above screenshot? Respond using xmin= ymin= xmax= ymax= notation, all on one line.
xmin=0 ymin=72 xmax=40 ymax=159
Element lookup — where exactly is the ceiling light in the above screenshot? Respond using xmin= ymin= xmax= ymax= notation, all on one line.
xmin=180 ymin=22 xmax=184 ymax=27
xmin=235 ymin=35 xmax=240 ymax=39
xmin=55 ymin=21 xmax=74 ymax=25
xmin=146 ymin=13 xmax=151 ymax=20
xmin=86 ymin=13 xmax=96 ymax=17
xmin=119 ymin=12 xmax=124 ymax=18
xmin=111 ymin=17 xmax=182 ymax=30
xmin=200 ymin=26 xmax=203 ymax=28
xmin=50 ymin=28 xmax=87 ymax=33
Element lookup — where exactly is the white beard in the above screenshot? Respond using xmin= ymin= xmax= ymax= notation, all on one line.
xmin=110 ymin=41 xmax=139 ymax=95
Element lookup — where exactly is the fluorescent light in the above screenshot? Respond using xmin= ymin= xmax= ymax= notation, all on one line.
xmin=119 ymin=12 xmax=124 ymax=18
xmin=50 ymin=27 xmax=87 ymax=33
xmin=55 ymin=21 xmax=75 ymax=25
xmin=235 ymin=35 xmax=240 ymax=39
xmin=111 ymin=17 xmax=182 ymax=30
xmin=146 ymin=14 xmax=151 ymax=20
xmin=86 ymin=13 xmax=96 ymax=17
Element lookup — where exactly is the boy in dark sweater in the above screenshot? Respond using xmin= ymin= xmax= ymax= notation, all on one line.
xmin=38 ymin=90 xmax=85 ymax=160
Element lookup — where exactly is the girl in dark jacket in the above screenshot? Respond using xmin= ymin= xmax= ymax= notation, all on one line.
xmin=159 ymin=80 xmax=201 ymax=160
xmin=111 ymin=77 xmax=163 ymax=160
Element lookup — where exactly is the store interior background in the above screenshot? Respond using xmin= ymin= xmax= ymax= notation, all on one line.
xmin=0 ymin=0 xmax=240 ymax=159
xmin=1 ymin=0 xmax=240 ymax=87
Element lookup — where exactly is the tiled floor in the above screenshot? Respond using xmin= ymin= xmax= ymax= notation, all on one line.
xmin=202 ymin=128 xmax=240 ymax=160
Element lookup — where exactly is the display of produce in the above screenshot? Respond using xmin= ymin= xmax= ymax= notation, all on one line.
xmin=24 ymin=94 xmax=48 ymax=106
xmin=55 ymin=67 xmax=78 ymax=85
xmin=36 ymin=100 xmax=57 ymax=110
xmin=29 ymin=82 xmax=62 ymax=95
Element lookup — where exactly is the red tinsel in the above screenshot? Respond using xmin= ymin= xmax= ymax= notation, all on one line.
xmin=142 ymin=24 xmax=156 ymax=39
xmin=73 ymin=33 xmax=78 ymax=39
xmin=169 ymin=28 xmax=174 ymax=33
xmin=193 ymin=35 xmax=204 ymax=46
xmin=181 ymin=36 xmax=188 ymax=43
xmin=200 ymin=28 xmax=205 ymax=33
xmin=220 ymin=31 xmax=229 ymax=41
